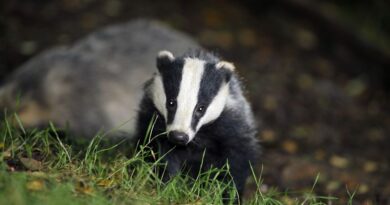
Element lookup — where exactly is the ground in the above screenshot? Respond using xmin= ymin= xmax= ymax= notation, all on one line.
xmin=1 ymin=0 xmax=390 ymax=204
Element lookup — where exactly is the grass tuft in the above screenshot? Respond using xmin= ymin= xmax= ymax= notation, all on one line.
xmin=0 ymin=113 xmax=342 ymax=204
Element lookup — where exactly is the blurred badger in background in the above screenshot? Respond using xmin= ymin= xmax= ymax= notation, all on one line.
xmin=0 ymin=19 xmax=199 ymax=138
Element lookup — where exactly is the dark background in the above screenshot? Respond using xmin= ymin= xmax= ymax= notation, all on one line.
xmin=1 ymin=0 xmax=389 ymax=204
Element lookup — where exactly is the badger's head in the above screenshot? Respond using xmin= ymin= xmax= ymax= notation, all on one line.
xmin=149 ymin=50 xmax=235 ymax=145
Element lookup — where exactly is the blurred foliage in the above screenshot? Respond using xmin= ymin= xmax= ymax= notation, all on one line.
xmin=320 ymin=0 xmax=390 ymax=53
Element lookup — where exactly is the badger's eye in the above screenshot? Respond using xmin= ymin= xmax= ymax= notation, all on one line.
xmin=196 ymin=105 xmax=205 ymax=114
xmin=167 ymin=99 xmax=176 ymax=108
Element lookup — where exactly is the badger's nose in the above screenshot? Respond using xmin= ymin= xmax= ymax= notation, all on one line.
xmin=168 ymin=131 xmax=189 ymax=145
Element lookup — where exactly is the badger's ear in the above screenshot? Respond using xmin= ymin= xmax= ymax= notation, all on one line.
xmin=157 ymin=50 xmax=175 ymax=71
xmin=216 ymin=61 xmax=235 ymax=82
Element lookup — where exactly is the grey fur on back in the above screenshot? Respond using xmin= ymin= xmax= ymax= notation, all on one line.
xmin=0 ymin=19 xmax=200 ymax=138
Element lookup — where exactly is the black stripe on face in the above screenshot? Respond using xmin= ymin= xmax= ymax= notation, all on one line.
xmin=159 ymin=59 xmax=184 ymax=124
xmin=191 ymin=63 xmax=226 ymax=130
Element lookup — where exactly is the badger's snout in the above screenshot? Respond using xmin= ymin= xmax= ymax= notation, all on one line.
xmin=168 ymin=131 xmax=189 ymax=145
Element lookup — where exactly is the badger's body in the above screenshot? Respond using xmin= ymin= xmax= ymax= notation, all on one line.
xmin=137 ymin=50 xmax=259 ymax=202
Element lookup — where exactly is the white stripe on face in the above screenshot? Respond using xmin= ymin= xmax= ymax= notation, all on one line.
xmin=196 ymin=83 xmax=229 ymax=132
xmin=167 ymin=58 xmax=206 ymax=141
xmin=151 ymin=74 xmax=167 ymax=119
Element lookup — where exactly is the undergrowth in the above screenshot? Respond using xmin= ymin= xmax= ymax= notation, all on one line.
xmin=0 ymin=113 xmax=338 ymax=205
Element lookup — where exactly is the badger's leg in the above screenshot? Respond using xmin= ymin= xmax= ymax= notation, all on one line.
xmin=214 ymin=158 xmax=248 ymax=205
xmin=228 ymin=159 xmax=251 ymax=204
xmin=160 ymin=152 xmax=182 ymax=182
xmin=222 ymin=142 xmax=258 ymax=204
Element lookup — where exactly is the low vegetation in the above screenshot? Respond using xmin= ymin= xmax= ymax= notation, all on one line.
xmin=0 ymin=114 xmax=339 ymax=205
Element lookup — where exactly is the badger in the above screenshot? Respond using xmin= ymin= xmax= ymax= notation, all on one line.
xmin=136 ymin=50 xmax=259 ymax=202
xmin=0 ymin=19 xmax=259 ymax=202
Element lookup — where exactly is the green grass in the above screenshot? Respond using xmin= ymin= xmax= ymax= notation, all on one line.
xmin=0 ymin=114 xmax=338 ymax=205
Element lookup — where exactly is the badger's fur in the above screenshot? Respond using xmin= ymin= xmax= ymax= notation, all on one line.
xmin=137 ymin=50 xmax=259 ymax=202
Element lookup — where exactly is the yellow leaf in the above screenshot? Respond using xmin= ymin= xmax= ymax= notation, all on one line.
xmin=363 ymin=161 xmax=378 ymax=173
xmin=261 ymin=129 xmax=276 ymax=142
xmin=281 ymin=196 xmax=296 ymax=205
xmin=26 ymin=180 xmax=45 ymax=191
xmin=3 ymin=149 xmax=11 ymax=158
xmin=326 ymin=180 xmax=341 ymax=192
xmin=358 ymin=184 xmax=369 ymax=194
xmin=329 ymin=155 xmax=349 ymax=169
xmin=281 ymin=140 xmax=298 ymax=154
xmin=75 ymin=181 xmax=94 ymax=195
xmin=97 ymin=179 xmax=114 ymax=188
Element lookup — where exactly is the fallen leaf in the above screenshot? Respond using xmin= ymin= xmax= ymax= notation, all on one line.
xmin=361 ymin=200 xmax=374 ymax=205
xmin=363 ymin=161 xmax=378 ymax=173
xmin=75 ymin=181 xmax=94 ymax=195
xmin=367 ymin=128 xmax=385 ymax=141
xmin=261 ymin=129 xmax=276 ymax=142
xmin=26 ymin=180 xmax=45 ymax=191
xmin=291 ymin=126 xmax=312 ymax=139
xmin=281 ymin=140 xmax=298 ymax=154
xmin=3 ymin=149 xmax=11 ymax=158
xmin=358 ymin=184 xmax=369 ymax=194
xmin=326 ymin=180 xmax=341 ymax=192
xmin=97 ymin=179 xmax=114 ymax=188
xmin=329 ymin=155 xmax=349 ymax=169
xmin=29 ymin=171 xmax=49 ymax=178
xmin=20 ymin=157 xmax=43 ymax=171
xmin=281 ymin=196 xmax=295 ymax=205
xmin=314 ymin=149 xmax=326 ymax=161
xmin=282 ymin=159 xmax=323 ymax=186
